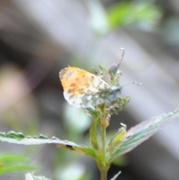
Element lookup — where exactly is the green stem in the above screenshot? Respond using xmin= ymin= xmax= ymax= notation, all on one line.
xmin=101 ymin=126 xmax=106 ymax=158
xmin=97 ymin=156 xmax=109 ymax=180
xmin=90 ymin=118 xmax=99 ymax=149
xmin=91 ymin=106 xmax=110 ymax=180
xmin=99 ymin=122 xmax=109 ymax=180
xmin=99 ymin=167 xmax=108 ymax=180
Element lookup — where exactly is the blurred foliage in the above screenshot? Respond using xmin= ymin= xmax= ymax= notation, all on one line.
xmin=107 ymin=1 xmax=162 ymax=30
xmin=162 ymin=17 xmax=179 ymax=45
xmin=88 ymin=0 xmax=162 ymax=36
xmin=0 ymin=153 xmax=35 ymax=175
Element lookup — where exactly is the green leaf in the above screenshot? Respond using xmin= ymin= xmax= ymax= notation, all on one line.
xmin=109 ymin=108 xmax=179 ymax=162
xmin=98 ymin=65 xmax=108 ymax=74
xmin=0 ymin=131 xmax=97 ymax=158
xmin=0 ymin=131 xmax=79 ymax=146
xmin=0 ymin=165 xmax=36 ymax=175
xmin=0 ymin=154 xmax=36 ymax=175
xmin=108 ymin=2 xmax=132 ymax=27
xmin=108 ymin=125 xmax=126 ymax=155
xmin=0 ymin=154 xmax=27 ymax=162
xmin=90 ymin=118 xmax=99 ymax=150
xmin=107 ymin=1 xmax=162 ymax=30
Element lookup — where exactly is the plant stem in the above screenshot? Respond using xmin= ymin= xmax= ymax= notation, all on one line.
xmin=101 ymin=125 xmax=106 ymax=156
xmin=97 ymin=157 xmax=109 ymax=180
xmin=90 ymin=118 xmax=99 ymax=149
xmin=98 ymin=122 xmax=109 ymax=180
xmin=100 ymin=167 xmax=108 ymax=180
xmin=91 ymin=106 xmax=110 ymax=180
xmin=97 ymin=155 xmax=108 ymax=180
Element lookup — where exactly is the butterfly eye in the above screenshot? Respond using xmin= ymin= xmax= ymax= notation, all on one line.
xmin=108 ymin=63 xmax=119 ymax=75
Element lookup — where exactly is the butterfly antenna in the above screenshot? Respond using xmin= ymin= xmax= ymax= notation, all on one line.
xmin=120 ymin=81 xmax=142 ymax=89
xmin=118 ymin=48 xmax=125 ymax=68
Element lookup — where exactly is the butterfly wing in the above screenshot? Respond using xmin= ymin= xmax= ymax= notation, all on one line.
xmin=59 ymin=67 xmax=110 ymax=108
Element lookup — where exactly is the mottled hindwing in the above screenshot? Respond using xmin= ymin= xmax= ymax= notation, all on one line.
xmin=59 ymin=67 xmax=111 ymax=108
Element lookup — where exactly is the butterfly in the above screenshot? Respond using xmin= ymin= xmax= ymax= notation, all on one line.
xmin=59 ymin=66 xmax=122 ymax=108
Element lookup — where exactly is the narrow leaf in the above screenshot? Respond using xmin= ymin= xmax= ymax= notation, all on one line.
xmin=0 ymin=131 xmax=96 ymax=158
xmin=0 ymin=131 xmax=79 ymax=146
xmin=108 ymin=125 xmax=126 ymax=155
xmin=110 ymin=108 xmax=179 ymax=162
xmin=0 ymin=165 xmax=36 ymax=175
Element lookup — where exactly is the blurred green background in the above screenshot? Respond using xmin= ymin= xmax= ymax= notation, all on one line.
xmin=0 ymin=0 xmax=179 ymax=179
